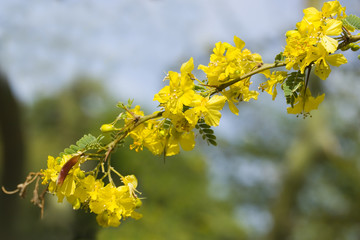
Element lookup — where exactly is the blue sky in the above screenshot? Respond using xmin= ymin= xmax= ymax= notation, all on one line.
xmin=1 ymin=0 xmax=358 ymax=108
xmin=0 ymin=0 xmax=305 ymax=106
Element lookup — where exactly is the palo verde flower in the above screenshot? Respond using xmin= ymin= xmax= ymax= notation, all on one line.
xmin=153 ymin=58 xmax=196 ymax=117
xmin=284 ymin=0 xmax=347 ymax=80
xmin=287 ymin=89 xmax=325 ymax=116
xmin=185 ymin=95 xmax=227 ymax=127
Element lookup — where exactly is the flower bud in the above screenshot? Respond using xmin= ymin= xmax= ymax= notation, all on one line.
xmin=72 ymin=198 xmax=81 ymax=210
xmin=351 ymin=44 xmax=360 ymax=51
xmin=76 ymin=170 xmax=85 ymax=179
xmin=135 ymin=198 xmax=142 ymax=208
xmin=100 ymin=124 xmax=115 ymax=132
xmin=341 ymin=45 xmax=351 ymax=51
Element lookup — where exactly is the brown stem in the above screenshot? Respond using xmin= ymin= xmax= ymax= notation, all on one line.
xmin=337 ymin=33 xmax=360 ymax=50
xmin=103 ymin=111 xmax=164 ymax=159
xmin=211 ymin=62 xmax=286 ymax=95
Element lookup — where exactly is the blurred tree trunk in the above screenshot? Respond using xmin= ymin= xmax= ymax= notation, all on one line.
xmin=266 ymin=114 xmax=341 ymax=240
xmin=266 ymin=128 xmax=317 ymax=239
xmin=0 ymin=70 xmax=26 ymax=239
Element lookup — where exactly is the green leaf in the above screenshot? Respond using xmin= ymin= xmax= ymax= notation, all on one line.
xmin=207 ymin=139 xmax=217 ymax=146
xmin=196 ymin=120 xmax=217 ymax=147
xmin=205 ymin=134 xmax=216 ymax=140
xmin=342 ymin=14 xmax=360 ymax=31
xmin=274 ymin=52 xmax=286 ymax=63
xmin=61 ymin=134 xmax=102 ymax=156
xmin=127 ymin=99 xmax=134 ymax=108
xmin=198 ymin=124 xmax=211 ymax=129
xmin=70 ymin=144 xmax=80 ymax=151
xmin=202 ymin=128 xmax=214 ymax=134
xmin=64 ymin=148 xmax=76 ymax=155
xmin=76 ymin=134 xmax=97 ymax=148
xmin=281 ymin=71 xmax=305 ymax=107
xmin=194 ymin=85 xmax=206 ymax=91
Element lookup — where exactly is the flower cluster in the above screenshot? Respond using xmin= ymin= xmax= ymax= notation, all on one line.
xmin=280 ymin=0 xmax=350 ymax=116
xmin=126 ymin=59 xmax=227 ymax=156
xmin=283 ymin=0 xmax=347 ymax=79
xmin=199 ymin=36 xmax=265 ymax=115
xmin=41 ymin=154 xmax=142 ymax=227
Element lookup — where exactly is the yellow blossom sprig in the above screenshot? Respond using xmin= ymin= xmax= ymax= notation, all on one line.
xmin=41 ymin=153 xmax=143 ymax=227
xmin=3 ymin=0 xmax=360 ymax=228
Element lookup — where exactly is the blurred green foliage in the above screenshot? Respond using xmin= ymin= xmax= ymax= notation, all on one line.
xmin=1 ymin=67 xmax=360 ymax=240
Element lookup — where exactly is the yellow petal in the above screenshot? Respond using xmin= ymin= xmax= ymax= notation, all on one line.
xmin=287 ymin=98 xmax=304 ymax=114
xmin=228 ymin=100 xmax=239 ymax=115
xmin=207 ymin=95 xmax=227 ymax=111
xmin=304 ymin=93 xmax=325 ymax=113
xmin=326 ymin=53 xmax=347 ymax=67
xmin=205 ymin=109 xmax=222 ymax=127
xmin=321 ymin=35 xmax=338 ymax=53
xmin=180 ymin=57 xmax=194 ymax=74
xmin=169 ymin=71 xmax=180 ymax=88
xmin=184 ymin=108 xmax=200 ymax=126
xmin=234 ymin=36 xmax=245 ymax=50
xmin=324 ymin=19 xmax=342 ymax=36
xmin=213 ymin=42 xmax=226 ymax=56
xmin=260 ymin=69 xmax=271 ymax=78
xmin=153 ymin=86 xmax=170 ymax=103
xmin=314 ymin=58 xmax=331 ymax=80
xmin=166 ymin=136 xmax=180 ymax=156
xmin=180 ymin=131 xmax=195 ymax=151
xmin=287 ymin=92 xmax=325 ymax=114
xmin=303 ymin=7 xmax=321 ymax=22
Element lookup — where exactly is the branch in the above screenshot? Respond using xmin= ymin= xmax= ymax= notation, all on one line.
xmin=337 ymin=33 xmax=360 ymax=50
xmin=104 ymin=111 xmax=164 ymax=159
xmin=211 ymin=62 xmax=286 ymax=95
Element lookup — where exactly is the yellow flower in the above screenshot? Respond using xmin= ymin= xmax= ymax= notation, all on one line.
xmin=128 ymin=118 xmax=166 ymax=155
xmin=41 ymin=154 xmax=77 ymax=192
xmin=41 ymin=155 xmax=64 ymax=186
xmin=165 ymin=128 xmax=195 ymax=156
xmin=125 ymin=105 xmax=144 ymax=124
xmin=222 ymin=79 xmax=259 ymax=115
xmin=198 ymin=36 xmax=264 ymax=115
xmin=88 ymin=176 xmax=142 ymax=227
xmin=122 ymin=175 xmax=139 ymax=198
xmin=302 ymin=44 xmax=347 ymax=80
xmin=303 ymin=0 xmax=346 ymax=22
xmin=185 ymin=95 xmax=227 ymax=127
xmin=153 ymin=58 xmax=196 ymax=116
xmin=259 ymin=71 xmax=287 ymax=100
xmin=199 ymin=36 xmax=263 ymax=87
xmin=287 ymin=89 xmax=325 ymax=116
xmin=167 ymin=112 xmax=196 ymax=133
xmin=314 ymin=53 xmax=347 ymax=80
xmin=73 ymin=175 xmax=97 ymax=203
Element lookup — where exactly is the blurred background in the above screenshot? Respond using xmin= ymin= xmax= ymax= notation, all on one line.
xmin=1 ymin=0 xmax=360 ymax=239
